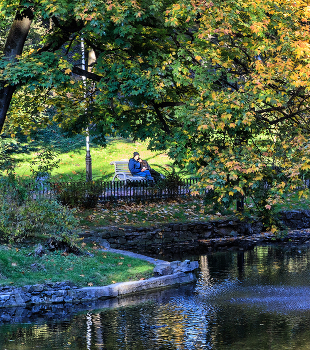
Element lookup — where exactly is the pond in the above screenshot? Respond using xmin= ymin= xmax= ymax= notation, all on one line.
xmin=1 ymin=244 xmax=310 ymax=349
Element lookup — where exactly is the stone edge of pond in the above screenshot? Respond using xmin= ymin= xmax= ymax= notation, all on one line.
xmin=0 ymin=248 xmax=198 ymax=309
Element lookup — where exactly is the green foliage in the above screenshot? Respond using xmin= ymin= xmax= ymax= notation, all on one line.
xmin=2 ymin=0 xmax=310 ymax=229
xmin=29 ymin=145 xmax=60 ymax=178
xmin=154 ymin=165 xmax=186 ymax=191
xmin=55 ymin=181 xmax=103 ymax=209
xmin=0 ymin=178 xmax=79 ymax=245
xmin=0 ymin=137 xmax=16 ymax=174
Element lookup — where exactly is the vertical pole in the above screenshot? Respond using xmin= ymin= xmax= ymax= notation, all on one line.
xmin=236 ymin=194 xmax=244 ymax=212
xmin=81 ymin=36 xmax=92 ymax=181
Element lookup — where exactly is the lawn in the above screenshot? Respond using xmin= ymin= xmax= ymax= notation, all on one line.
xmin=0 ymin=242 xmax=154 ymax=287
xmin=12 ymin=136 xmax=173 ymax=181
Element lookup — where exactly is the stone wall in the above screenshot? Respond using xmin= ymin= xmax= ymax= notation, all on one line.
xmin=280 ymin=210 xmax=310 ymax=229
xmin=0 ymin=284 xmax=195 ymax=324
xmin=91 ymin=210 xmax=310 ymax=258
xmin=0 ymin=271 xmax=197 ymax=310
xmin=91 ymin=218 xmax=264 ymax=258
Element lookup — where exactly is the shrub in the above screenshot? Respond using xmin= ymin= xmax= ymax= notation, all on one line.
xmin=154 ymin=165 xmax=185 ymax=189
xmin=0 ymin=185 xmax=79 ymax=245
xmin=55 ymin=181 xmax=103 ymax=209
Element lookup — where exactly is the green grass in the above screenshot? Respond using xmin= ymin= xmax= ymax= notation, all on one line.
xmin=12 ymin=136 xmax=172 ymax=181
xmin=240 ymin=192 xmax=310 ymax=214
xmin=273 ymin=192 xmax=310 ymax=212
xmin=0 ymin=243 xmax=154 ymax=287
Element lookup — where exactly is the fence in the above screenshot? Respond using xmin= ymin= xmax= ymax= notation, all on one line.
xmin=19 ymin=177 xmax=200 ymax=203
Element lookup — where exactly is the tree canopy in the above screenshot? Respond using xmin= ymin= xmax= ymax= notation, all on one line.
xmin=2 ymin=0 xmax=310 ymax=227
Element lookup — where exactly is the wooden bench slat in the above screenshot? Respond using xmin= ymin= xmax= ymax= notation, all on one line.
xmin=110 ymin=160 xmax=145 ymax=183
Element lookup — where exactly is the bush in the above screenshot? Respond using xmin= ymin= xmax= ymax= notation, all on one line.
xmin=0 ymin=182 xmax=79 ymax=245
xmin=154 ymin=165 xmax=185 ymax=189
xmin=55 ymin=181 xmax=103 ymax=209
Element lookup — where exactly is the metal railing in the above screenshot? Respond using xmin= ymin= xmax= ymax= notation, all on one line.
xmin=15 ymin=178 xmax=200 ymax=203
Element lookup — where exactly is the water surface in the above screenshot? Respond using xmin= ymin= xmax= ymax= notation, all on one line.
xmin=1 ymin=244 xmax=310 ymax=349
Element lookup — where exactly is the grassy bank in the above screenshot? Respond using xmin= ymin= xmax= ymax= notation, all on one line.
xmin=0 ymin=243 xmax=154 ymax=288
xmin=12 ymin=136 xmax=172 ymax=181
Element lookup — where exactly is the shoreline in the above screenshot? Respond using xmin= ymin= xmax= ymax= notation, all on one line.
xmin=1 ymin=227 xmax=310 ymax=310
xmin=0 ymin=247 xmax=198 ymax=309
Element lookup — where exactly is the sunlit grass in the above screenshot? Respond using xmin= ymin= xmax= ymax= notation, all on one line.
xmin=12 ymin=137 xmax=172 ymax=181
xmin=0 ymin=243 xmax=154 ymax=287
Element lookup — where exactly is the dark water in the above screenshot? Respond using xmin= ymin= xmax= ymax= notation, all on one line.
xmin=2 ymin=245 xmax=310 ymax=349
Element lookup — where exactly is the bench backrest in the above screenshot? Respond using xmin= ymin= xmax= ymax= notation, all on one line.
xmin=110 ymin=161 xmax=131 ymax=175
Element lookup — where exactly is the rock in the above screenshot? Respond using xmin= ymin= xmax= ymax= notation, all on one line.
xmin=153 ymin=263 xmax=173 ymax=276
xmin=34 ymin=244 xmax=45 ymax=257
xmin=170 ymin=261 xmax=182 ymax=270
xmin=174 ymin=260 xmax=199 ymax=273
xmin=154 ymin=260 xmax=199 ymax=276
xmin=0 ymin=295 xmax=11 ymax=302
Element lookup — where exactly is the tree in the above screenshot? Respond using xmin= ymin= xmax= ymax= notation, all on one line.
xmin=162 ymin=0 xmax=310 ymax=228
xmin=2 ymin=0 xmax=310 ymax=228
xmin=0 ymin=0 xmax=194 ymax=140
xmin=0 ymin=6 xmax=33 ymax=132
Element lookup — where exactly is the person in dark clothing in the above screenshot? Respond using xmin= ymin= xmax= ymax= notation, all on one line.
xmin=139 ymin=159 xmax=163 ymax=183
xmin=128 ymin=152 xmax=154 ymax=181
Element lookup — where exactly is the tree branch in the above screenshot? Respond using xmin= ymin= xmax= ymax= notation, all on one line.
xmin=72 ymin=66 xmax=102 ymax=81
xmin=152 ymin=103 xmax=171 ymax=134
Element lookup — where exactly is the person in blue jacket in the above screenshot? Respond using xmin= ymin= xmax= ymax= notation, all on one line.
xmin=128 ymin=152 xmax=154 ymax=181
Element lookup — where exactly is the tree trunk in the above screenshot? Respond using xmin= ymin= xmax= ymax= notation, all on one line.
xmin=0 ymin=7 xmax=34 ymax=133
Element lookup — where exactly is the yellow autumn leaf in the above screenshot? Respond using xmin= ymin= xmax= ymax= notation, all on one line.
xmin=64 ymin=68 xmax=72 ymax=74
xmin=301 ymin=163 xmax=310 ymax=170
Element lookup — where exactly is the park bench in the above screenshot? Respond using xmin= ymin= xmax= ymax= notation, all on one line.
xmin=110 ymin=160 xmax=145 ymax=184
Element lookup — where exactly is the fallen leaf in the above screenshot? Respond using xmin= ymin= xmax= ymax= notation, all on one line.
xmin=88 ymin=282 xmax=93 ymax=286
xmin=11 ymin=263 xmax=17 ymax=266
xmin=79 ymin=274 xmax=85 ymax=277
xmin=127 ymin=264 xmax=132 ymax=267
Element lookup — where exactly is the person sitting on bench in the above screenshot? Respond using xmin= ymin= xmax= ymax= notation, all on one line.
xmin=139 ymin=159 xmax=163 ymax=183
xmin=128 ymin=152 xmax=154 ymax=181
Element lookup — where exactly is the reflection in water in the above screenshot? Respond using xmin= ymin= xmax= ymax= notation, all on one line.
xmin=1 ymin=245 xmax=310 ymax=349
xmin=86 ymin=312 xmax=92 ymax=349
